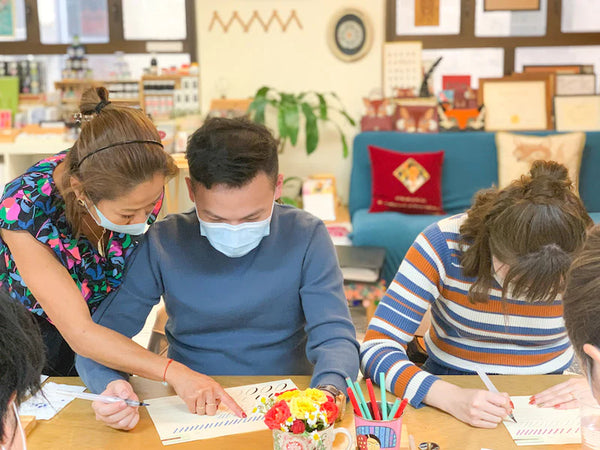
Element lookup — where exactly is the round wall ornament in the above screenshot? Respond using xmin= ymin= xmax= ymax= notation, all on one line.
xmin=327 ymin=8 xmax=373 ymax=62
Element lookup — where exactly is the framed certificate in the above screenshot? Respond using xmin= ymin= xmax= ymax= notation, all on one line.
xmin=484 ymin=0 xmax=541 ymax=11
xmin=479 ymin=77 xmax=551 ymax=131
xmin=556 ymin=73 xmax=596 ymax=96
xmin=555 ymin=95 xmax=600 ymax=132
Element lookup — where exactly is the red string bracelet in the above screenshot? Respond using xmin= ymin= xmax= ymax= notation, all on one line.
xmin=162 ymin=358 xmax=174 ymax=385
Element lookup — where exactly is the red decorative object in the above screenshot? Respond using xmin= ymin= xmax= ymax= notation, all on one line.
xmin=368 ymin=145 xmax=445 ymax=215
xmin=442 ymin=75 xmax=471 ymax=91
xmin=393 ymin=98 xmax=438 ymax=133
xmin=360 ymin=116 xmax=394 ymax=131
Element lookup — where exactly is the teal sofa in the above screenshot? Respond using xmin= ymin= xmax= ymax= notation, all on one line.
xmin=349 ymin=131 xmax=600 ymax=284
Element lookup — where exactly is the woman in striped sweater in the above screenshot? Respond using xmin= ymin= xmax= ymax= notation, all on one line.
xmin=360 ymin=161 xmax=592 ymax=428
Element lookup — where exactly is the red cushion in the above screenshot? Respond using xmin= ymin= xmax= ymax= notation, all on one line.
xmin=368 ymin=145 xmax=445 ymax=215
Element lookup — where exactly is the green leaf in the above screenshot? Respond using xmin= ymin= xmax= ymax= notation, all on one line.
xmin=248 ymin=86 xmax=274 ymax=123
xmin=331 ymin=121 xmax=349 ymax=158
xmin=280 ymin=196 xmax=299 ymax=208
xmin=341 ymin=132 xmax=348 ymax=158
xmin=255 ymin=86 xmax=271 ymax=99
xmin=248 ymin=97 xmax=267 ymax=124
xmin=316 ymin=93 xmax=328 ymax=120
xmin=283 ymin=175 xmax=304 ymax=185
xmin=277 ymin=104 xmax=289 ymax=144
xmin=301 ymin=102 xmax=319 ymax=155
xmin=339 ymin=109 xmax=356 ymax=127
xmin=280 ymin=93 xmax=300 ymax=146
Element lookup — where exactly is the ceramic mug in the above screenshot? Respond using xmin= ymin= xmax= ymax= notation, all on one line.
xmin=272 ymin=425 xmax=352 ymax=450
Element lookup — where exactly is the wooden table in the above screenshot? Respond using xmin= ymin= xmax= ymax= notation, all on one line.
xmin=28 ymin=374 xmax=580 ymax=450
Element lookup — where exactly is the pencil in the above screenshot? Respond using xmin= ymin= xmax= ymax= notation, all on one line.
xmin=387 ymin=398 xmax=401 ymax=419
xmin=346 ymin=386 xmax=362 ymax=417
xmin=345 ymin=378 xmax=368 ymax=418
xmin=409 ymin=434 xmax=417 ymax=450
xmin=476 ymin=370 xmax=517 ymax=423
xmin=379 ymin=372 xmax=388 ymax=420
xmin=55 ymin=390 xmax=149 ymax=407
xmin=395 ymin=398 xmax=409 ymax=418
xmin=354 ymin=381 xmax=373 ymax=420
xmin=366 ymin=378 xmax=381 ymax=420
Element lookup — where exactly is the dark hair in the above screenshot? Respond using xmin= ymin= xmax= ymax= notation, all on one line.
xmin=563 ymin=225 xmax=600 ymax=369
xmin=186 ymin=117 xmax=279 ymax=189
xmin=460 ymin=160 xmax=592 ymax=304
xmin=0 ymin=292 xmax=45 ymax=444
xmin=63 ymin=87 xmax=178 ymax=236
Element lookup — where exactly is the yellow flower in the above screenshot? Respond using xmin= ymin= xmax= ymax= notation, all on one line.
xmin=290 ymin=396 xmax=318 ymax=418
xmin=276 ymin=390 xmax=301 ymax=401
xmin=304 ymin=388 xmax=328 ymax=404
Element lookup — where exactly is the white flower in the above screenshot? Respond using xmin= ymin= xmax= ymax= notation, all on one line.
xmin=310 ymin=430 xmax=320 ymax=441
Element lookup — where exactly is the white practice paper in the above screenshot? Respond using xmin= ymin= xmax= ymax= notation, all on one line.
xmin=18 ymin=382 xmax=86 ymax=420
xmin=503 ymin=396 xmax=581 ymax=446
xmin=146 ymin=379 xmax=298 ymax=445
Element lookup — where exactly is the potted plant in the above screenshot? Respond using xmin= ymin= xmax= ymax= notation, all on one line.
xmin=247 ymin=87 xmax=356 ymax=157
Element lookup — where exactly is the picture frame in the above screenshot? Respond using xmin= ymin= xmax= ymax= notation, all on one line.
xmin=523 ymin=64 xmax=583 ymax=75
xmin=555 ymin=95 xmax=600 ymax=132
xmin=479 ymin=77 xmax=551 ymax=131
xmin=0 ymin=0 xmax=16 ymax=37
xmin=327 ymin=8 xmax=373 ymax=63
xmin=555 ymin=73 xmax=596 ymax=96
xmin=484 ymin=0 xmax=541 ymax=11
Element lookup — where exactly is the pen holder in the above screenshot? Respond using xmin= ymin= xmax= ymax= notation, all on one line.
xmin=355 ymin=401 xmax=403 ymax=450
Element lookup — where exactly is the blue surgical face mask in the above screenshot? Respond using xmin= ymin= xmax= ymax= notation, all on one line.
xmin=196 ymin=203 xmax=274 ymax=258
xmin=86 ymin=202 xmax=149 ymax=236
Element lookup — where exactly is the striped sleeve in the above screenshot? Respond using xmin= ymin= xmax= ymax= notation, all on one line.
xmin=360 ymin=222 xmax=448 ymax=408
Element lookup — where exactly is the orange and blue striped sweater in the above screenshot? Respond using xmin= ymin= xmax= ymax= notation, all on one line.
xmin=360 ymin=214 xmax=572 ymax=408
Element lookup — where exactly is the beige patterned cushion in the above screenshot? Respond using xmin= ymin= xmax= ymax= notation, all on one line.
xmin=496 ymin=131 xmax=586 ymax=191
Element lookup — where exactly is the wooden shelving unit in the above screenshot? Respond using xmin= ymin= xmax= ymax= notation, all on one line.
xmin=54 ymin=79 xmax=141 ymax=121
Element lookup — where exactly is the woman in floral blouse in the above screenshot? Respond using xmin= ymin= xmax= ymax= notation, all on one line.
xmin=0 ymin=88 xmax=243 ymax=426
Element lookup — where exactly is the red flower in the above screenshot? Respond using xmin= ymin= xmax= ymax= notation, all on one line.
xmin=322 ymin=401 xmax=338 ymax=424
xmin=291 ymin=419 xmax=306 ymax=434
xmin=264 ymin=400 xmax=292 ymax=430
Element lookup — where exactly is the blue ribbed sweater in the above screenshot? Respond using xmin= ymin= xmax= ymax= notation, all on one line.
xmin=76 ymin=204 xmax=359 ymax=393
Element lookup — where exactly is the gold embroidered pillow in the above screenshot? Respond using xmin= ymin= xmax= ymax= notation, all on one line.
xmin=496 ymin=131 xmax=586 ymax=191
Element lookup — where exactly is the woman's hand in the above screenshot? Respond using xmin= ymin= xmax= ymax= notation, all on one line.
xmin=166 ymin=362 xmax=246 ymax=417
xmin=92 ymin=380 xmax=140 ymax=431
xmin=425 ymin=380 xmax=513 ymax=428
xmin=530 ymin=376 xmax=589 ymax=409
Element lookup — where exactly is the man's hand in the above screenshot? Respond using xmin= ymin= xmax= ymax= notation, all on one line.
xmin=166 ymin=362 xmax=246 ymax=417
xmin=92 ymin=380 xmax=140 ymax=431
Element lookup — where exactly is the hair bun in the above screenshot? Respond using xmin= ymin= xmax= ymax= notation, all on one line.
xmin=529 ymin=160 xmax=570 ymax=183
xmin=79 ymin=87 xmax=111 ymax=115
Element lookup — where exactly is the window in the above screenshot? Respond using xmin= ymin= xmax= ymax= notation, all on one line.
xmin=122 ymin=0 xmax=186 ymax=40
xmin=38 ymin=0 xmax=109 ymax=44
xmin=2 ymin=0 xmax=196 ymax=60
xmin=0 ymin=0 xmax=27 ymax=41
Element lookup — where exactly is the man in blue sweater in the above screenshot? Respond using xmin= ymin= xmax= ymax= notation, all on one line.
xmin=76 ymin=117 xmax=359 ymax=430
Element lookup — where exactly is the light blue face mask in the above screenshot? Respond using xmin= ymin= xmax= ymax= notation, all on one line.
xmin=87 ymin=203 xmax=149 ymax=236
xmin=197 ymin=204 xmax=274 ymax=258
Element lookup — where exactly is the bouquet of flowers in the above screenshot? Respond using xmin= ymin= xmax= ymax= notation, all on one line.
xmin=254 ymin=388 xmax=339 ymax=442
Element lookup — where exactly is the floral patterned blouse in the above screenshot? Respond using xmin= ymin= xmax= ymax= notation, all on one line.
xmin=0 ymin=151 xmax=163 ymax=320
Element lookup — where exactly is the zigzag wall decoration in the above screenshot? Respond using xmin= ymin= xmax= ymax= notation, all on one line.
xmin=209 ymin=10 xmax=303 ymax=33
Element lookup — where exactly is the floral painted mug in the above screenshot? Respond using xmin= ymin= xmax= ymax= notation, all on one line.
xmin=272 ymin=425 xmax=352 ymax=450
